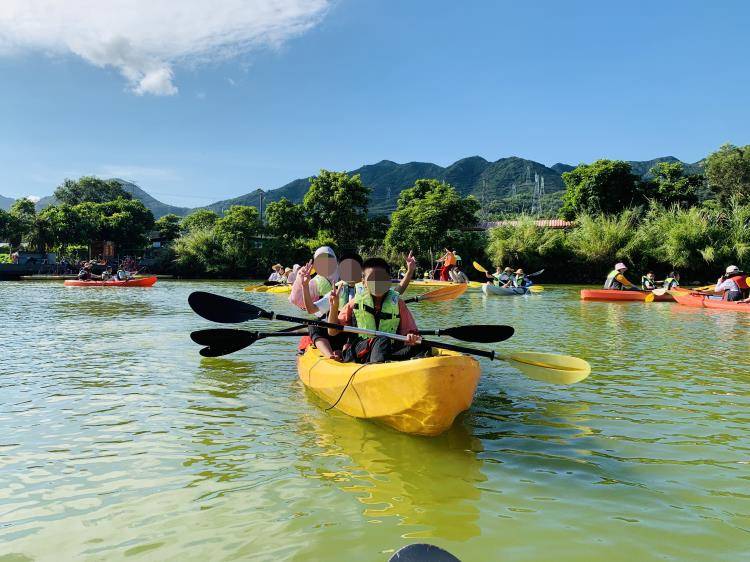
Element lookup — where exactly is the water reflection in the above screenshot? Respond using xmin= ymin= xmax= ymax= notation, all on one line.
xmin=297 ymin=411 xmax=486 ymax=540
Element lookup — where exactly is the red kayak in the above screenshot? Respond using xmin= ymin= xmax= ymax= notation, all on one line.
xmin=580 ymin=289 xmax=674 ymax=302
xmin=671 ymin=289 xmax=750 ymax=311
xmin=64 ymin=276 xmax=158 ymax=287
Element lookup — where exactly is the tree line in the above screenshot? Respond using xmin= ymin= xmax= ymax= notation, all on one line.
xmin=3 ymin=142 xmax=749 ymax=280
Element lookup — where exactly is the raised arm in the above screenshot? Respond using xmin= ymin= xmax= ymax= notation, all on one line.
xmin=396 ymin=250 xmax=416 ymax=295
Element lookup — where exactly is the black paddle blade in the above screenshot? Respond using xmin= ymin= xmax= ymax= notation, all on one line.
xmin=188 ymin=291 xmax=269 ymax=323
xmin=191 ymin=329 xmax=258 ymax=357
xmin=389 ymin=544 xmax=461 ymax=562
xmin=441 ymin=324 xmax=514 ymax=343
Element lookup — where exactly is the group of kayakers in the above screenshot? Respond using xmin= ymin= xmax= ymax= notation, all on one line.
xmin=268 ymin=263 xmax=299 ymax=285
xmin=604 ymin=262 xmax=750 ymax=301
xmin=77 ymin=260 xmax=134 ymax=282
xmin=484 ymin=266 xmax=533 ymax=289
xmin=289 ymin=246 xmax=423 ymax=364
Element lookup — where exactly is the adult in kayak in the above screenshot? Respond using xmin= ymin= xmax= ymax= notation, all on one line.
xmin=296 ymin=249 xmax=416 ymax=360
xmin=604 ymin=262 xmax=638 ymax=290
xmin=268 ymin=264 xmax=285 ymax=283
xmin=449 ymin=264 xmax=470 ymax=284
xmin=77 ymin=262 xmax=99 ymax=281
xmin=641 ymin=271 xmax=657 ymax=290
xmin=485 ymin=266 xmax=512 ymax=285
xmin=714 ymin=265 xmax=749 ymax=301
xmin=508 ymin=268 xmax=529 ymax=288
xmin=436 ymin=248 xmax=457 ymax=281
xmin=328 ymin=257 xmax=427 ymax=364
xmin=663 ymin=271 xmax=680 ymax=290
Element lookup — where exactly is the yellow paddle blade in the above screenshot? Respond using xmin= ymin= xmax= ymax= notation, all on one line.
xmin=244 ymin=284 xmax=264 ymax=292
xmin=529 ymin=285 xmax=544 ymax=293
xmin=644 ymin=292 xmax=655 ymax=302
xmin=419 ymin=283 xmax=468 ymax=302
xmin=500 ymin=352 xmax=591 ymax=385
xmin=472 ymin=261 xmax=488 ymax=273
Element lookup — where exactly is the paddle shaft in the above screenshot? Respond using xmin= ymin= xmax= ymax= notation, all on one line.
xmin=261 ymin=311 xmax=496 ymax=359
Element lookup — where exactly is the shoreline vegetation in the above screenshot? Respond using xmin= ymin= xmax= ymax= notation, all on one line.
xmin=1 ymin=143 xmax=749 ymax=284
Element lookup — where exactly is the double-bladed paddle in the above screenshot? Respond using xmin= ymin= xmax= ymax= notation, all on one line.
xmin=191 ymin=321 xmax=516 ymax=357
xmin=188 ymin=291 xmax=591 ymax=384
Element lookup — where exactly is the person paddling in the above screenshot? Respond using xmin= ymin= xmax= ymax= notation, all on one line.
xmin=604 ymin=262 xmax=638 ymax=290
xmin=328 ymin=257 xmax=427 ymax=364
xmin=641 ymin=271 xmax=657 ymax=290
xmin=77 ymin=262 xmax=98 ymax=281
xmin=714 ymin=265 xmax=749 ymax=301
xmin=449 ymin=265 xmax=470 ymax=284
xmin=663 ymin=271 xmax=680 ymax=290
xmin=268 ymin=264 xmax=284 ymax=283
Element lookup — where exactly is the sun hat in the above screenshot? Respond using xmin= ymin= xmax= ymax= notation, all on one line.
xmin=515 ymin=268 xmax=524 ymax=274
xmin=615 ymin=262 xmax=627 ymax=271
xmin=504 ymin=267 xmax=513 ymax=272
xmin=313 ymin=246 xmax=336 ymax=259
xmin=726 ymin=265 xmax=740 ymax=274
xmin=272 ymin=263 xmax=282 ymax=269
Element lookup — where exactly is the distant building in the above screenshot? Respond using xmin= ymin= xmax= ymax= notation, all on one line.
xmin=466 ymin=219 xmax=575 ymax=232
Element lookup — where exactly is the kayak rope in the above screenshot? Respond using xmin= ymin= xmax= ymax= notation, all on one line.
xmin=325 ymin=364 xmax=369 ymax=411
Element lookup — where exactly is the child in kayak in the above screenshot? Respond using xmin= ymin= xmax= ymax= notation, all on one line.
xmin=641 ymin=271 xmax=657 ymax=290
xmin=328 ymin=257 xmax=427 ymax=364
xmin=299 ymin=251 xmax=416 ymax=360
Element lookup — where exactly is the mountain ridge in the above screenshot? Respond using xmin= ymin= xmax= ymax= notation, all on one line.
xmin=1 ymin=155 xmax=706 ymax=217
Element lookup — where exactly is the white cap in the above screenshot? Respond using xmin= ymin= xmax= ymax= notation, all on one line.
xmin=726 ymin=265 xmax=740 ymax=274
xmin=615 ymin=262 xmax=627 ymax=271
xmin=313 ymin=246 xmax=336 ymax=259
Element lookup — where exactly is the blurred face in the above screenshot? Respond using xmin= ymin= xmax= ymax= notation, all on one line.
xmin=364 ymin=267 xmax=390 ymax=297
xmin=313 ymin=254 xmax=337 ymax=278
xmin=339 ymin=259 xmax=362 ymax=283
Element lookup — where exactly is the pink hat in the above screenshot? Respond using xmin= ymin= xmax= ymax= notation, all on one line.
xmin=615 ymin=262 xmax=627 ymax=271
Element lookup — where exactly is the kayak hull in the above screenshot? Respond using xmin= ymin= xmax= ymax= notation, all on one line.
xmin=481 ymin=283 xmax=528 ymax=296
xmin=297 ymin=346 xmax=481 ymax=436
xmin=63 ymin=276 xmax=157 ymax=287
xmin=410 ymin=280 xmax=482 ymax=289
xmin=580 ymin=289 xmax=674 ymax=302
xmin=671 ymin=289 xmax=750 ymax=311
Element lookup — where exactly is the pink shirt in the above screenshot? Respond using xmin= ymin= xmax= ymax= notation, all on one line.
xmin=337 ymin=298 xmax=419 ymax=336
xmin=288 ymin=273 xmax=338 ymax=310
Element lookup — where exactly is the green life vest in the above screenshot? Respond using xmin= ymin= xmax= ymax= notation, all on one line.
xmin=314 ymin=275 xmax=333 ymax=297
xmin=641 ymin=276 xmax=656 ymax=290
xmin=663 ymin=277 xmax=678 ymax=290
xmin=604 ymin=270 xmax=624 ymax=289
xmin=336 ymin=282 xmax=362 ymax=309
xmin=352 ymin=288 xmax=401 ymax=339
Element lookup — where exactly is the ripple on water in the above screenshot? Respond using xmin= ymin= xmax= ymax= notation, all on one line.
xmin=0 ymin=282 xmax=748 ymax=561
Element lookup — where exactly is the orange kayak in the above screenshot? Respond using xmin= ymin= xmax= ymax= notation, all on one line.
xmin=580 ymin=289 xmax=674 ymax=302
xmin=64 ymin=276 xmax=158 ymax=287
xmin=671 ymin=289 xmax=750 ymax=311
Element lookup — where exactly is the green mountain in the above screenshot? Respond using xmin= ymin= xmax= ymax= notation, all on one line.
xmin=0 ymin=194 xmax=14 ymax=211
xmin=0 ymin=155 xmax=708 ymax=217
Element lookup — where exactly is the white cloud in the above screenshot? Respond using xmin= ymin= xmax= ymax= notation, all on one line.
xmin=26 ymin=195 xmax=41 ymax=203
xmin=0 ymin=1 xmax=330 ymax=96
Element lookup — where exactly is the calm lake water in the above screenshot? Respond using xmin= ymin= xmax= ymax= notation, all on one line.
xmin=1 ymin=281 xmax=748 ymax=561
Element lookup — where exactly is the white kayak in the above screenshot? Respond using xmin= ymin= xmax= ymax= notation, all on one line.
xmin=481 ymin=283 xmax=529 ymax=296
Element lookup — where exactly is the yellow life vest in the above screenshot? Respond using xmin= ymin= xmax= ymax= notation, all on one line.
xmin=352 ymin=288 xmax=401 ymax=339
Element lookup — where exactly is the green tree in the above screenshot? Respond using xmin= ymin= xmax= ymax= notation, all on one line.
xmin=172 ymin=227 xmax=225 ymax=275
xmin=181 ymin=209 xmax=219 ymax=232
xmin=54 ymin=176 xmax=133 ymax=205
xmin=560 ymin=160 xmax=641 ymax=219
xmin=96 ymin=198 xmax=155 ymax=251
xmin=214 ymin=205 xmax=261 ymax=271
xmin=155 ymin=214 xmax=182 ymax=241
xmin=302 ymin=170 xmax=371 ymax=249
xmin=704 ymin=143 xmax=750 ymax=205
xmin=265 ymin=197 xmax=309 ymax=239
xmin=384 ymin=179 xmax=480 ymax=261
xmin=38 ymin=204 xmax=97 ymax=250
xmin=642 ymin=162 xmax=701 ymax=207
xmin=8 ymin=198 xmax=36 ymax=247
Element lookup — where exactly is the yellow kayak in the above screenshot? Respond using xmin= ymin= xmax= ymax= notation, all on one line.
xmin=297 ymin=346 xmax=481 ymax=436
xmin=409 ymin=280 xmax=482 ymax=289
xmin=244 ymin=284 xmax=291 ymax=293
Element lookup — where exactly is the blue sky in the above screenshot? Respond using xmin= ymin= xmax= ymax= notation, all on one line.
xmin=1 ymin=0 xmax=748 ymax=206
